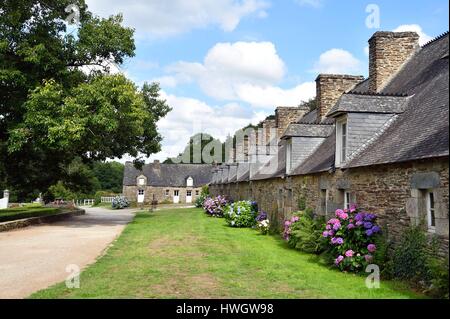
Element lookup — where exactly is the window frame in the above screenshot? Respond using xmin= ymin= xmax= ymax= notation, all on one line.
xmin=286 ymin=139 xmax=292 ymax=174
xmin=186 ymin=190 xmax=192 ymax=197
xmin=343 ymin=191 xmax=351 ymax=210
xmin=320 ymin=189 xmax=328 ymax=215
xmin=336 ymin=116 xmax=348 ymax=167
xmin=426 ymin=190 xmax=436 ymax=232
xmin=138 ymin=177 xmax=146 ymax=186
xmin=138 ymin=189 xmax=145 ymax=196
xmin=186 ymin=177 xmax=194 ymax=187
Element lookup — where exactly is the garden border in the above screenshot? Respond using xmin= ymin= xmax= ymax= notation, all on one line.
xmin=0 ymin=209 xmax=85 ymax=232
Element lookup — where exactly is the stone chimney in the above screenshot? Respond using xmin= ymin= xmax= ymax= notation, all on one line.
xmin=368 ymin=31 xmax=420 ymax=93
xmin=153 ymin=159 xmax=160 ymax=169
xmin=316 ymin=74 xmax=365 ymax=121
xmin=262 ymin=118 xmax=276 ymax=145
xmin=275 ymin=106 xmax=309 ymax=138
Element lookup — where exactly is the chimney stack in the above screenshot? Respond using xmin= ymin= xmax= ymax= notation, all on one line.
xmin=275 ymin=106 xmax=309 ymax=138
xmin=316 ymin=74 xmax=365 ymax=121
xmin=369 ymin=31 xmax=419 ymax=93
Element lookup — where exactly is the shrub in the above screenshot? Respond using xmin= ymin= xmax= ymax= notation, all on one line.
xmin=256 ymin=211 xmax=270 ymax=235
xmin=391 ymin=226 xmax=430 ymax=282
xmin=224 ymin=201 xmax=258 ymax=227
xmin=195 ymin=186 xmax=210 ymax=208
xmin=427 ymin=256 xmax=449 ymax=299
xmin=202 ymin=195 xmax=229 ymax=217
xmin=322 ymin=206 xmax=382 ymax=272
xmin=283 ymin=209 xmax=325 ymax=254
xmin=111 ymin=196 xmax=129 ymax=209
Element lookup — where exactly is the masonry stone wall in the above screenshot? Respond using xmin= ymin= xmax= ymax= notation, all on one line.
xmin=123 ymin=185 xmax=202 ymax=204
xmin=211 ymin=157 xmax=449 ymax=255
xmin=369 ymin=31 xmax=420 ymax=92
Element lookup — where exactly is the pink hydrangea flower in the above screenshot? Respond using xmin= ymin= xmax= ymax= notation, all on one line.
xmin=323 ymin=231 xmax=329 ymax=238
xmin=367 ymin=244 xmax=377 ymax=253
xmin=335 ymin=255 xmax=344 ymax=265
xmin=345 ymin=250 xmax=354 ymax=257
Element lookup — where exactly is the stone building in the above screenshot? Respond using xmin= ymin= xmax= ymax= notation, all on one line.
xmin=123 ymin=161 xmax=213 ymax=204
xmin=210 ymin=31 xmax=449 ymax=254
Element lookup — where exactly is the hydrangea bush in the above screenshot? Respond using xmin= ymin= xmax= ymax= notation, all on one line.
xmin=323 ymin=205 xmax=382 ymax=272
xmin=111 ymin=196 xmax=129 ymax=209
xmin=283 ymin=209 xmax=325 ymax=254
xmin=224 ymin=201 xmax=258 ymax=227
xmin=202 ymin=195 xmax=229 ymax=217
xmin=256 ymin=211 xmax=270 ymax=234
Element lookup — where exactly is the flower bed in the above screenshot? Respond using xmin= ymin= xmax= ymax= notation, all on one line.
xmin=322 ymin=205 xmax=382 ymax=272
xmin=224 ymin=200 xmax=258 ymax=227
xmin=202 ymin=195 xmax=229 ymax=217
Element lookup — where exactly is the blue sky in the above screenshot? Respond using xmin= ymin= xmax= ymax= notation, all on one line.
xmin=86 ymin=0 xmax=449 ymax=162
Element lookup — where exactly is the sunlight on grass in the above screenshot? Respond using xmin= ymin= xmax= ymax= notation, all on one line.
xmin=30 ymin=208 xmax=423 ymax=299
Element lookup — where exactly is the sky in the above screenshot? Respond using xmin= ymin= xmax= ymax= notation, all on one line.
xmin=84 ymin=0 xmax=449 ymax=162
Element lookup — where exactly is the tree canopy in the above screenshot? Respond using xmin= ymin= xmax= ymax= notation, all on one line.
xmin=0 ymin=1 xmax=171 ymax=200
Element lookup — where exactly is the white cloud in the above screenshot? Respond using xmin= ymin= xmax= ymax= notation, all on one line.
xmin=163 ymin=41 xmax=314 ymax=108
xmin=86 ymin=0 xmax=270 ymax=38
xmin=151 ymin=92 xmax=267 ymax=161
xmin=168 ymin=41 xmax=286 ymax=100
xmin=393 ymin=24 xmax=433 ymax=46
xmin=236 ymin=82 xmax=316 ymax=108
xmin=294 ymin=0 xmax=323 ymax=8
xmin=312 ymin=48 xmax=363 ymax=74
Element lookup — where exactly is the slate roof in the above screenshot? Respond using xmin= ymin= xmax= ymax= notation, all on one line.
xmin=297 ymin=109 xmax=334 ymax=125
xmin=326 ymin=93 xmax=410 ymax=118
xmin=346 ymin=32 xmax=449 ymax=168
xmin=290 ymin=130 xmax=336 ymax=175
xmin=281 ymin=123 xmax=334 ymax=139
xmin=228 ymin=164 xmax=238 ymax=182
xmin=123 ymin=162 xmax=213 ymax=187
xmin=251 ymin=144 xmax=287 ymax=180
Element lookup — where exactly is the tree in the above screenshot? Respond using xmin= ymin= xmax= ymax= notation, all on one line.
xmin=0 ymin=1 xmax=171 ymax=200
xmin=164 ymin=133 xmax=224 ymax=164
xmin=300 ymin=97 xmax=317 ymax=112
xmin=92 ymin=161 xmax=124 ymax=194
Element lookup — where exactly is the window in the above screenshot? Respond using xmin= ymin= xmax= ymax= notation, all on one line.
xmin=186 ymin=177 xmax=193 ymax=187
xmin=138 ymin=177 xmax=145 ymax=186
xmin=286 ymin=139 xmax=292 ymax=173
xmin=138 ymin=189 xmax=144 ymax=195
xmin=165 ymin=190 xmax=169 ymax=197
xmin=195 ymin=190 xmax=199 ymax=196
xmin=174 ymin=190 xmax=179 ymax=196
xmin=187 ymin=190 xmax=192 ymax=196
xmin=336 ymin=118 xmax=348 ymax=166
xmin=427 ymin=191 xmax=436 ymax=231
xmin=320 ymin=189 xmax=328 ymax=215
xmin=344 ymin=191 xmax=351 ymax=210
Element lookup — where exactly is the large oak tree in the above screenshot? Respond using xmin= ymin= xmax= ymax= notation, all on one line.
xmin=0 ymin=1 xmax=171 ymax=200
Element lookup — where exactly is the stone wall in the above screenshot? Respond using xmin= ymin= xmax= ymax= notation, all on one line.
xmin=211 ymin=157 xmax=449 ymax=254
xmin=368 ymin=31 xmax=420 ymax=92
xmin=123 ymin=185 xmax=202 ymax=204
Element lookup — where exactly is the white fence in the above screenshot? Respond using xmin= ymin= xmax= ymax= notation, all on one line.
xmin=75 ymin=199 xmax=95 ymax=206
xmin=101 ymin=196 xmax=116 ymax=203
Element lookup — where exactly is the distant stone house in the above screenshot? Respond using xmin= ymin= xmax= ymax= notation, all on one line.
xmin=123 ymin=161 xmax=213 ymax=204
xmin=210 ymin=31 xmax=449 ymax=254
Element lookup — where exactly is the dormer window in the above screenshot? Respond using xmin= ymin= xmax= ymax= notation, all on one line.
xmin=286 ymin=139 xmax=292 ymax=174
xmin=138 ymin=176 xmax=146 ymax=186
xmin=336 ymin=117 xmax=348 ymax=166
xmin=186 ymin=176 xmax=193 ymax=187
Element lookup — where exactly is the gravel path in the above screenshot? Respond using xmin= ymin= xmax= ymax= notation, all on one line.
xmin=0 ymin=207 xmax=136 ymax=298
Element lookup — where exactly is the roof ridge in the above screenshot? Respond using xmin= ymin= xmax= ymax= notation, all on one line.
xmin=347 ymin=91 xmax=408 ymax=97
xmin=422 ymin=31 xmax=449 ymax=48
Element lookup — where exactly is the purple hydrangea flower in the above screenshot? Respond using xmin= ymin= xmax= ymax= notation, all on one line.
xmin=335 ymin=255 xmax=344 ymax=265
xmin=366 ymin=229 xmax=373 ymax=236
xmin=323 ymin=231 xmax=329 ymax=238
xmin=345 ymin=250 xmax=354 ymax=257
xmin=364 ymin=222 xmax=373 ymax=229
xmin=371 ymin=225 xmax=381 ymax=233
xmin=347 ymin=223 xmax=355 ymax=230
xmin=367 ymin=244 xmax=377 ymax=253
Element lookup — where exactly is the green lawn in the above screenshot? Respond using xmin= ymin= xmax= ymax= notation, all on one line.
xmin=31 ymin=208 xmax=422 ymax=299
xmin=0 ymin=206 xmax=60 ymax=222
